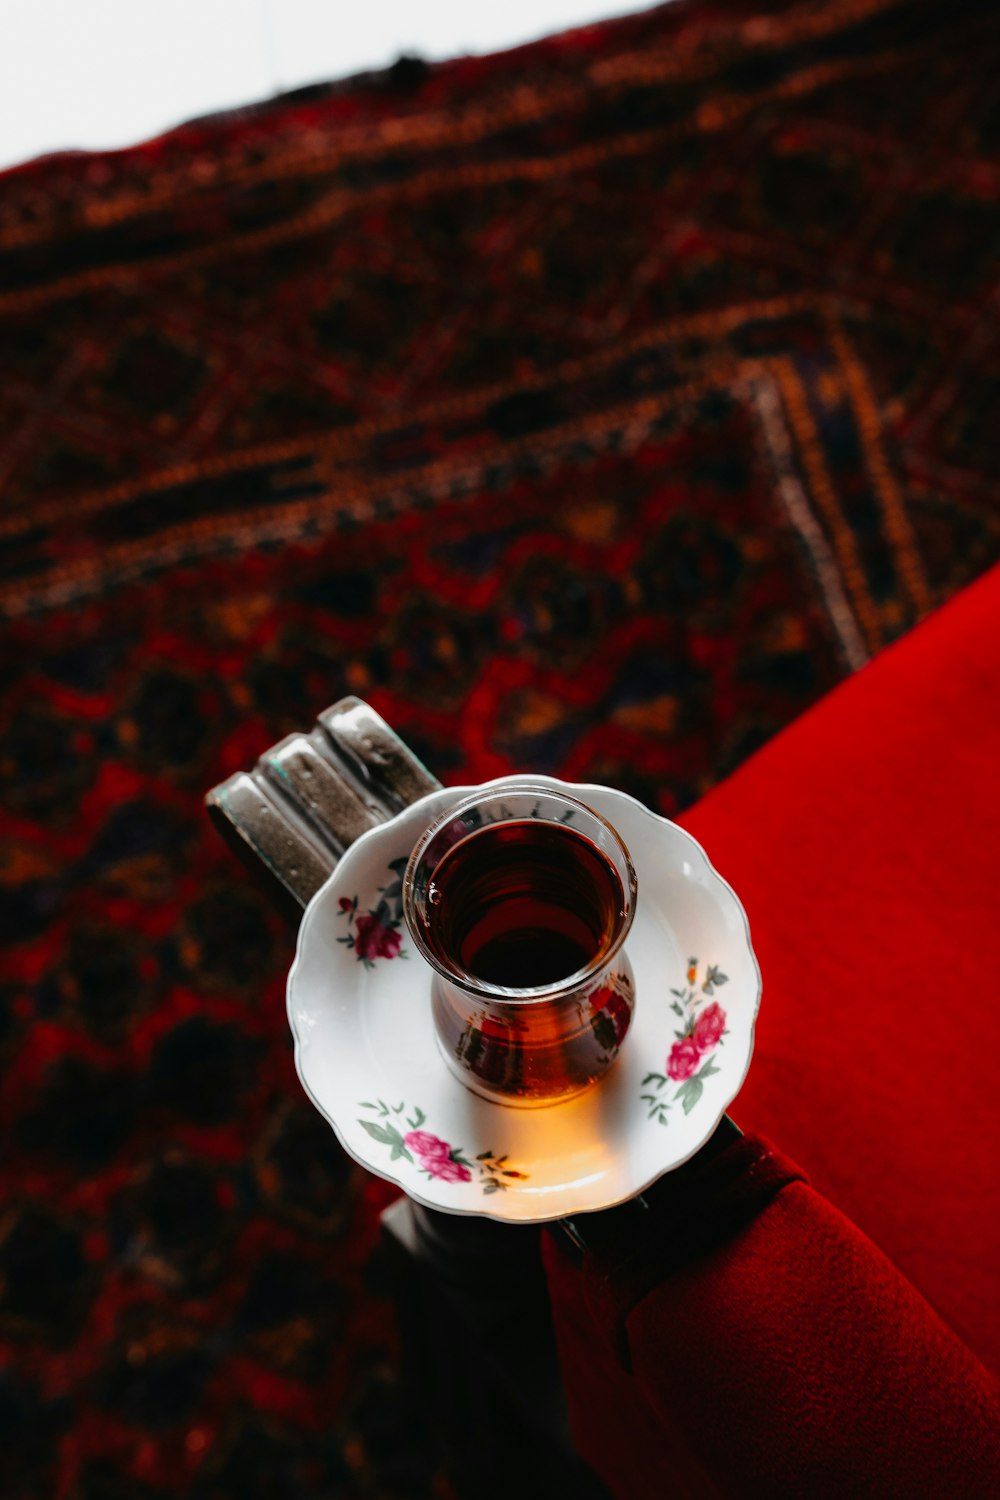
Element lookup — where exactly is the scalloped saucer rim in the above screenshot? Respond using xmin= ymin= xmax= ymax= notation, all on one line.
xmin=286 ymin=774 xmax=761 ymax=1223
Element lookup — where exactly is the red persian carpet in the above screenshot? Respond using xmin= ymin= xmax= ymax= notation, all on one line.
xmin=1 ymin=0 xmax=998 ymax=1495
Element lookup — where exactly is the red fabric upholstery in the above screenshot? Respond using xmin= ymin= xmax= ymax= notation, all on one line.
xmin=544 ymin=564 xmax=1000 ymax=1496
xmin=626 ymin=1186 xmax=1000 ymax=1499
xmin=546 ymin=1181 xmax=1000 ymax=1499
xmin=683 ymin=559 xmax=1000 ymax=1372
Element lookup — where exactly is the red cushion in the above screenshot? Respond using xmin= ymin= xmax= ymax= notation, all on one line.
xmin=680 ymin=561 xmax=1000 ymax=1374
xmin=545 ymin=1179 xmax=1000 ymax=1499
xmin=621 ymin=1185 xmax=1000 ymax=1499
xmin=542 ymin=567 xmax=1000 ymax=1498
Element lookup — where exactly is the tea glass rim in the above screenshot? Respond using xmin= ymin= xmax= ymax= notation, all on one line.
xmin=401 ymin=783 xmax=638 ymax=1003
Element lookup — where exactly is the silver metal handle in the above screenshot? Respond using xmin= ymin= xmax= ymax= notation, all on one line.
xmin=205 ymin=696 xmax=440 ymax=917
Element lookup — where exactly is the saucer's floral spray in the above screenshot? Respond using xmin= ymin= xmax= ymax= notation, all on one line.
xmin=640 ymin=958 xmax=729 ymax=1125
xmin=357 ymin=1098 xmax=529 ymax=1196
xmin=336 ymin=857 xmax=410 ymax=967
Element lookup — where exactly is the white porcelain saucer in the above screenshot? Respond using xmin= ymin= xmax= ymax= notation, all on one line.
xmin=286 ymin=774 xmax=761 ymax=1223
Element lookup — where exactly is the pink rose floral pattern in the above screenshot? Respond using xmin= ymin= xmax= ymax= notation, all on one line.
xmin=357 ymin=1099 xmax=528 ymax=1196
xmin=403 ymin=1130 xmax=472 ymax=1183
xmin=337 ymin=855 xmax=410 ymax=967
xmin=641 ymin=958 xmax=729 ymax=1125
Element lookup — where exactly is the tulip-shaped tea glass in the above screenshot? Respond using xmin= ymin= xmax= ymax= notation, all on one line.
xmin=403 ymin=785 xmax=638 ymax=1106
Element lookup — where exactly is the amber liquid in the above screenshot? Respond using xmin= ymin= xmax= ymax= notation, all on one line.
xmin=423 ymin=819 xmax=635 ymax=1103
xmin=423 ymin=820 xmax=624 ymax=988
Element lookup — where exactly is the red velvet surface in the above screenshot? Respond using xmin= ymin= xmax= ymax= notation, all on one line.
xmin=546 ymin=1184 xmax=1000 ymax=1499
xmin=544 ymin=564 xmax=1000 ymax=1497
xmin=625 ymin=1186 xmax=1000 ymax=1499
xmin=682 ymin=559 xmax=1000 ymax=1374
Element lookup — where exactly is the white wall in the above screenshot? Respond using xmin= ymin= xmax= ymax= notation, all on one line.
xmin=0 ymin=0 xmax=656 ymax=173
